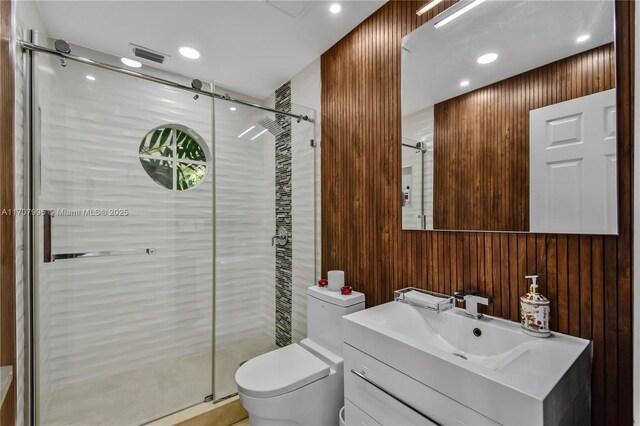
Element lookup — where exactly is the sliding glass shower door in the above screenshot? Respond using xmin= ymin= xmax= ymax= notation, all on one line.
xmin=31 ymin=36 xmax=214 ymax=425
xmin=213 ymin=92 xmax=316 ymax=400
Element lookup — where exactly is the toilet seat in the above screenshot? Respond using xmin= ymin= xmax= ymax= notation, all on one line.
xmin=235 ymin=343 xmax=330 ymax=398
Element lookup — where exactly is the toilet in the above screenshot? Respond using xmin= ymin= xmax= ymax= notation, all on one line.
xmin=235 ymin=285 xmax=365 ymax=425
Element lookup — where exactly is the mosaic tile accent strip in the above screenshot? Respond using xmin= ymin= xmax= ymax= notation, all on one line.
xmin=275 ymin=81 xmax=293 ymax=347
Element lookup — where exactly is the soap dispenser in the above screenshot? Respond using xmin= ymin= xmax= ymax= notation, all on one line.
xmin=520 ymin=275 xmax=550 ymax=337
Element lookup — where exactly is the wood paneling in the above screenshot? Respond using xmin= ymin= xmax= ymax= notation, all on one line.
xmin=0 ymin=0 xmax=16 ymax=424
xmin=320 ymin=1 xmax=633 ymax=424
xmin=433 ymin=44 xmax=616 ymax=231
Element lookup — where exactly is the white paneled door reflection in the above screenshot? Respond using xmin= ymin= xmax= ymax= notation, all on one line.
xmin=530 ymin=89 xmax=617 ymax=234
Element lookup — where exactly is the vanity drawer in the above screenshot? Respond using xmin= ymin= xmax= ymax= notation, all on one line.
xmin=344 ymin=344 xmax=499 ymax=426
xmin=344 ymin=399 xmax=381 ymax=426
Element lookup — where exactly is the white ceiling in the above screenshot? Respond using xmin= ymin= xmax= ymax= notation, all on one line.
xmin=35 ymin=0 xmax=386 ymax=100
xmin=402 ymin=0 xmax=615 ymax=116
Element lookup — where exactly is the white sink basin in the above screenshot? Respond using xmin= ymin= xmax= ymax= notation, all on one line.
xmin=358 ymin=301 xmax=543 ymax=371
xmin=343 ymin=301 xmax=592 ymax=425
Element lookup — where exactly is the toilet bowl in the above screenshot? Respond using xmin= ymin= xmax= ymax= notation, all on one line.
xmin=235 ymin=286 xmax=365 ymax=426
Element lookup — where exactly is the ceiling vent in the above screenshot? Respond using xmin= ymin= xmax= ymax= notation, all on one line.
xmin=129 ymin=44 xmax=170 ymax=65
xmin=267 ymin=1 xmax=311 ymax=19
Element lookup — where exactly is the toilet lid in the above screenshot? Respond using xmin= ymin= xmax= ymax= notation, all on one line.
xmin=235 ymin=343 xmax=330 ymax=398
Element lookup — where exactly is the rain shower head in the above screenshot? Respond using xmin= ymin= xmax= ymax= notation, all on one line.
xmin=258 ymin=117 xmax=285 ymax=137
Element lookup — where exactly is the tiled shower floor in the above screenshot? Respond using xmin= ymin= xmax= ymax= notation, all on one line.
xmin=41 ymin=333 xmax=276 ymax=426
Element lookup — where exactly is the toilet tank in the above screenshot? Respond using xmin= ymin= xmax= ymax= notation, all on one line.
xmin=307 ymin=286 xmax=365 ymax=357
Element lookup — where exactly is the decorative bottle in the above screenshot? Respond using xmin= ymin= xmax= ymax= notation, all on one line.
xmin=520 ymin=275 xmax=551 ymax=337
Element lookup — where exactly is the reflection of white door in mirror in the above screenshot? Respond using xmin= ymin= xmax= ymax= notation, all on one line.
xmin=530 ymin=89 xmax=617 ymax=234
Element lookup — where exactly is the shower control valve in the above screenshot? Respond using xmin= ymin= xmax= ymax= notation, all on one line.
xmin=271 ymin=226 xmax=289 ymax=247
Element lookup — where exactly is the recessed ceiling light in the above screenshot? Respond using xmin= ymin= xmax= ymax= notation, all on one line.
xmin=477 ymin=53 xmax=498 ymax=65
xmin=250 ymin=129 xmax=269 ymax=141
xmin=121 ymin=57 xmax=142 ymax=68
xmin=434 ymin=0 xmax=486 ymax=28
xmin=417 ymin=0 xmax=444 ymax=16
xmin=237 ymin=126 xmax=255 ymax=138
xmin=576 ymin=34 xmax=591 ymax=43
xmin=460 ymin=80 xmax=470 ymax=87
xmin=230 ymin=107 xmax=237 ymax=111
xmin=86 ymin=75 xmax=96 ymax=81
xmin=329 ymin=3 xmax=342 ymax=14
xmin=179 ymin=46 xmax=201 ymax=59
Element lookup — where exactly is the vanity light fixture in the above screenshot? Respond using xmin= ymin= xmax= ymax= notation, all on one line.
xmin=477 ymin=52 xmax=498 ymax=64
xmin=121 ymin=57 xmax=142 ymax=68
xmin=416 ymin=0 xmax=444 ymax=16
xmin=85 ymin=75 xmax=96 ymax=81
xmin=460 ymin=80 xmax=470 ymax=87
xmin=576 ymin=34 xmax=591 ymax=43
xmin=237 ymin=126 xmax=255 ymax=138
xmin=250 ymin=129 xmax=269 ymax=140
xmin=434 ymin=0 xmax=486 ymax=28
xmin=179 ymin=46 xmax=201 ymax=59
xmin=329 ymin=3 xmax=342 ymax=14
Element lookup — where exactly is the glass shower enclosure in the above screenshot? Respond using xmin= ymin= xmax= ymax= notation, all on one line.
xmin=25 ymin=33 xmax=316 ymax=425
xmin=213 ymin=96 xmax=316 ymax=399
xmin=30 ymin=34 xmax=214 ymax=425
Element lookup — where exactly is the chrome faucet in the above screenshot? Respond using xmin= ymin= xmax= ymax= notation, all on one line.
xmin=454 ymin=291 xmax=490 ymax=319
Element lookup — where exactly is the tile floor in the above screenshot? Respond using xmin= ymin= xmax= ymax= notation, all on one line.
xmin=41 ymin=333 xmax=275 ymax=425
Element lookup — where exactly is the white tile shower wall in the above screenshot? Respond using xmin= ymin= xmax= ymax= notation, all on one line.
xmin=36 ymin=60 xmax=213 ymax=393
xmin=402 ymin=106 xmax=434 ymax=230
xmin=290 ymin=59 xmax=321 ymax=341
xmin=258 ymin=76 xmax=318 ymax=346
xmin=214 ymin=93 xmax=276 ymax=349
xmin=14 ymin=3 xmax=48 ymax=424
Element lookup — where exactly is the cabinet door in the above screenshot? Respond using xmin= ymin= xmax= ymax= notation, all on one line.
xmin=344 ymin=344 xmax=499 ymax=425
xmin=347 ymin=386 xmax=436 ymax=426
xmin=344 ymin=400 xmax=382 ymax=426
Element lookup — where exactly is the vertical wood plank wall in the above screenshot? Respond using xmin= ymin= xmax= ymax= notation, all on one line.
xmin=320 ymin=1 xmax=634 ymax=424
xmin=434 ymin=43 xmax=616 ymax=231
xmin=0 ymin=0 xmax=16 ymax=424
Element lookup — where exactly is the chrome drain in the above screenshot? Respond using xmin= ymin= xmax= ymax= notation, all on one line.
xmin=453 ymin=353 xmax=468 ymax=360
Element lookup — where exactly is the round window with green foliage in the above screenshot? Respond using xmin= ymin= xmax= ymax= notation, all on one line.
xmin=138 ymin=125 xmax=210 ymax=191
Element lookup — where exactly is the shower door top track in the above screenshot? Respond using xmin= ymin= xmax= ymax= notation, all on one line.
xmin=18 ymin=39 xmax=314 ymax=124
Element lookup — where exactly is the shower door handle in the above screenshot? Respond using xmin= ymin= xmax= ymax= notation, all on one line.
xmin=42 ymin=210 xmax=156 ymax=262
xmin=50 ymin=248 xmax=156 ymax=262
xmin=43 ymin=210 xmax=53 ymax=263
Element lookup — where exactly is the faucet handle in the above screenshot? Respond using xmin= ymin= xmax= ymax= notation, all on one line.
xmin=455 ymin=291 xmax=490 ymax=319
xmin=453 ymin=289 xmax=477 ymax=301
xmin=271 ymin=226 xmax=289 ymax=246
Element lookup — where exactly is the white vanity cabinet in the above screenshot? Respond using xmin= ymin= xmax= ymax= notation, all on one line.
xmin=343 ymin=344 xmax=498 ymax=425
xmin=342 ymin=302 xmax=592 ymax=426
